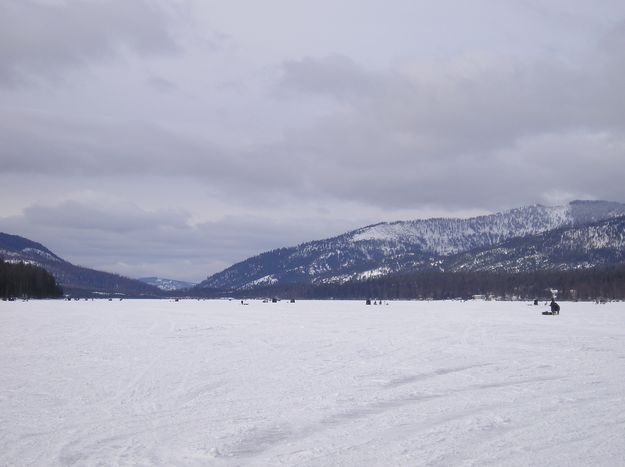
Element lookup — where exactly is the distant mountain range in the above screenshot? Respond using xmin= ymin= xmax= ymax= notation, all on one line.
xmin=138 ymin=276 xmax=195 ymax=291
xmin=4 ymin=200 xmax=625 ymax=298
xmin=0 ymin=233 xmax=163 ymax=297
xmin=196 ymin=200 xmax=625 ymax=291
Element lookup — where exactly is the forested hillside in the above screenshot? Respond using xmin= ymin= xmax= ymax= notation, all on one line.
xmin=1 ymin=259 xmax=63 ymax=299
xmin=216 ymin=265 xmax=625 ymax=301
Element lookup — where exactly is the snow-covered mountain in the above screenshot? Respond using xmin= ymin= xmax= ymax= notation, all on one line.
xmin=0 ymin=233 xmax=64 ymax=264
xmin=138 ymin=277 xmax=195 ymax=291
xmin=444 ymin=215 xmax=625 ymax=273
xmin=0 ymin=232 xmax=163 ymax=297
xmin=196 ymin=200 xmax=625 ymax=290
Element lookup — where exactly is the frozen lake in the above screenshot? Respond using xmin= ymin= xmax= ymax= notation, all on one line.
xmin=1 ymin=299 xmax=625 ymax=466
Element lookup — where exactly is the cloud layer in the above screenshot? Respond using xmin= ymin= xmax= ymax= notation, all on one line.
xmin=0 ymin=0 xmax=177 ymax=85
xmin=1 ymin=1 xmax=625 ymax=280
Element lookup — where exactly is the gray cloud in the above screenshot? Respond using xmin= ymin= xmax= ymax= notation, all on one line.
xmin=0 ymin=0 xmax=177 ymax=85
xmin=5 ymin=21 xmax=624 ymax=209
xmin=23 ymin=200 xmax=190 ymax=233
xmin=280 ymin=55 xmax=376 ymax=101
xmin=272 ymin=29 xmax=625 ymax=209
xmin=146 ymin=75 xmax=178 ymax=93
xmin=0 ymin=108 xmax=312 ymax=206
xmin=1 ymin=1 xmax=625 ymax=280
xmin=278 ymin=54 xmax=616 ymax=149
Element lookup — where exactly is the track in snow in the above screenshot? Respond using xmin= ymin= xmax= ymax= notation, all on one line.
xmin=1 ymin=299 xmax=624 ymax=466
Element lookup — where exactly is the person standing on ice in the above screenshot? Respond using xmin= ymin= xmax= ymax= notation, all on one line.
xmin=550 ymin=298 xmax=560 ymax=314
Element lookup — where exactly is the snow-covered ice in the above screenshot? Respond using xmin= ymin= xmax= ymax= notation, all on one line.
xmin=1 ymin=299 xmax=625 ymax=466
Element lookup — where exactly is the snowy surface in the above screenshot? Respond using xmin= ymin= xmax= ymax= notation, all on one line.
xmin=2 ymin=299 xmax=625 ymax=466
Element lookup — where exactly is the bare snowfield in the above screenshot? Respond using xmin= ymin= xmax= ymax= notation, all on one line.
xmin=1 ymin=299 xmax=625 ymax=466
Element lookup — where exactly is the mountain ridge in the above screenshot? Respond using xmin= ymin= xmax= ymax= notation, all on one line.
xmin=444 ymin=214 xmax=625 ymax=273
xmin=0 ymin=232 xmax=163 ymax=297
xmin=196 ymin=200 xmax=625 ymax=291
xmin=138 ymin=276 xmax=196 ymax=291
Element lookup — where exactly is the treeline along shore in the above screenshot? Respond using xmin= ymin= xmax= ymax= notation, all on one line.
xmin=190 ymin=265 xmax=625 ymax=301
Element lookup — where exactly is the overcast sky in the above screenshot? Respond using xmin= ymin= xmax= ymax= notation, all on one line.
xmin=2 ymin=0 xmax=625 ymax=282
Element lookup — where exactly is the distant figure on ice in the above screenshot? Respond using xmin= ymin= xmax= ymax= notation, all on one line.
xmin=550 ymin=298 xmax=560 ymax=315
